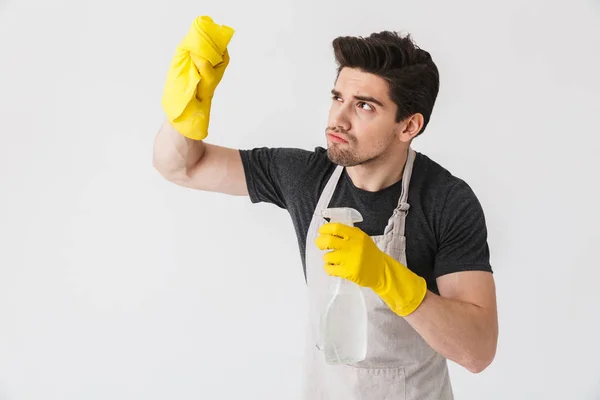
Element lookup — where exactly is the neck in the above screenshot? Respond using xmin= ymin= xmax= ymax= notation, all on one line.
xmin=346 ymin=146 xmax=409 ymax=192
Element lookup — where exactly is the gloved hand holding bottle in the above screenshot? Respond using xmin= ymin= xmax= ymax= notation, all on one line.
xmin=315 ymin=222 xmax=427 ymax=317
xmin=162 ymin=16 xmax=235 ymax=140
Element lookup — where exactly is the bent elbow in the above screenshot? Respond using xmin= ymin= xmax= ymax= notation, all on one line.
xmin=466 ymin=360 xmax=489 ymax=374
xmin=152 ymin=156 xmax=171 ymax=180
xmin=152 ymin=152 xmax=184 ymax=183
xmin=465 ymin=351 xmax=496 ymax=374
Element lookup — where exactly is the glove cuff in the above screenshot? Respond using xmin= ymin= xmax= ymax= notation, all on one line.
xmin=376 ymin=253 xmax=427 ymax=317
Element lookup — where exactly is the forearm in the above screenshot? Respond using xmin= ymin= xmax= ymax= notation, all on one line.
xmin=153 ymin=120 xmax=205 ymax=180
xmin=403 ymin=290 xmax=498 ymax=373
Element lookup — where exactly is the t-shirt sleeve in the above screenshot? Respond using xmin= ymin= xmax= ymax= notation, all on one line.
xmin=434 ymin=180 xmax=493 ymax=278
xmin=238 ymin=147 xmax=316 ymax=209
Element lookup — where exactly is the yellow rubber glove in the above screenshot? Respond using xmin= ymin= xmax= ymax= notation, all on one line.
xmin=161 ymin=16 xmax=235 ymax=140
xmin=315 ymin=223 xmax=427 ymax=317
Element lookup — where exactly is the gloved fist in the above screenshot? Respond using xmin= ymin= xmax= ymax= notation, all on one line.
xmin=162 ymin=16 xmax=235 ymax=140
xmin=315 ymin=223 xmax=428 ymax=317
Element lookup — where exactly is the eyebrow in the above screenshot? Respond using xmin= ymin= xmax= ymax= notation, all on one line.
xmin=331 ymin=89 xmax=385 ymax=108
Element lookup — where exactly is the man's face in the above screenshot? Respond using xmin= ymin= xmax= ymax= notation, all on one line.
xmin=326 ymin=67 xmax=401 ymax=167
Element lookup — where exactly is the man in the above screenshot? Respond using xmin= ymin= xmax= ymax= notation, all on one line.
xmin=154 ymin=15 xmax=498 ymax=400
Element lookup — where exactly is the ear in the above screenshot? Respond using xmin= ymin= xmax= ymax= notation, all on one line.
xmin=396 ymin=113 xmax=424 ymax=143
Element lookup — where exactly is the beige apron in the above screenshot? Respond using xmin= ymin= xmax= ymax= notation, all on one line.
xmin=302 ymin=148 xmax=454 ymax=399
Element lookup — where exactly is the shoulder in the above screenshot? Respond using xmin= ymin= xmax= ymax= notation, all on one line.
xmin=286 ymin=146 xmax=336 ymax=191
xmin=240 ymin=146 xmax=330 ymax=169
xmin=411 ymin=151 xmax=485 ymax=223
xmin=239 ymin=145 xmax=336 ymax=199
xmin=411 ymin=152 xmax=463 ymax=197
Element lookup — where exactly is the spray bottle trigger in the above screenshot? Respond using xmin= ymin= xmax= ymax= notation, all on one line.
xmin=321 ymin=207 xmax=363 ymax=227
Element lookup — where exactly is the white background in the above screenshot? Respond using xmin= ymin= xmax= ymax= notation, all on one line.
xmin=1 ymin=0 xmax=600 ymax=399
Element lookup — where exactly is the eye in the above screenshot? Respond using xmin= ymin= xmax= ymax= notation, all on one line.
xmin=357 ymin=102 xmax=373 ymax=111
xmin=332 ymin=95 xmax=342 ymax=102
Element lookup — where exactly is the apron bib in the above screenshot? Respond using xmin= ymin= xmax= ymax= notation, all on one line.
xmin=302 ymin=148 xmax=454 ymax=400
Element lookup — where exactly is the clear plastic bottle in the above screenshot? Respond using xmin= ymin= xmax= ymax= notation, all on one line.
xmin=319 ymin=207 xmax=368 ymax=365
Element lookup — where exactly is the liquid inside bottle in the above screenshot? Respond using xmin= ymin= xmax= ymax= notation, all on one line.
xmin=321 ymin=279 xmax=368 ymax=364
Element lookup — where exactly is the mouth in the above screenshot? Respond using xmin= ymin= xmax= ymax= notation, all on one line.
xmin=327 ymin=132 xmax=349 ymax=144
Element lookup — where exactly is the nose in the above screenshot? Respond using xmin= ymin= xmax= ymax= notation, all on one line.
xmin=329 ymin=103 xmax=351 ymax=132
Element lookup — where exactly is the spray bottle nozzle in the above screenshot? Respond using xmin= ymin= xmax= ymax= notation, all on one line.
xmin=322 ymin=207 xmax=363 ymax=227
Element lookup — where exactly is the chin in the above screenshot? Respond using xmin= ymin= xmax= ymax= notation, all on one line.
xmin=327 ymin=147 xmax=362 ymax=167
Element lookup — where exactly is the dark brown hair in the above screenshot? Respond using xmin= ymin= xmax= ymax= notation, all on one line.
xmin=332 ymin=31 xmax=440 ymax=136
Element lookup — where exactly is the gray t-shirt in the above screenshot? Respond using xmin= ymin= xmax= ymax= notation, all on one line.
xmin=239 ymin=146 xmax=492 ymax=295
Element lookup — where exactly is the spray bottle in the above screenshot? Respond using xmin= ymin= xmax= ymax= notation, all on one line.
xmin=319 ymin=207 xmax=368 ymax=365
